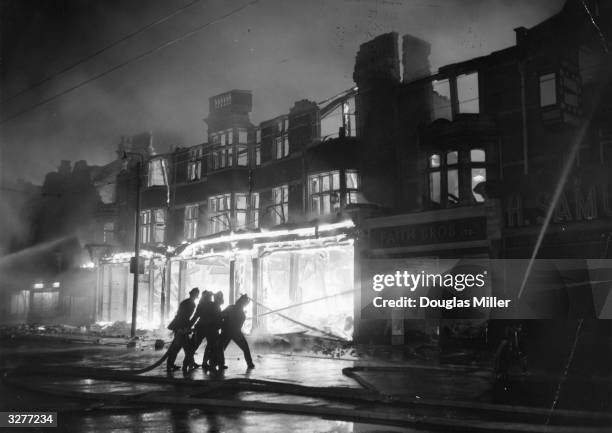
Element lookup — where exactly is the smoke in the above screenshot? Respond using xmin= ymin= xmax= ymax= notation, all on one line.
xmin=1 ymin=0 xmax=565 ymax=184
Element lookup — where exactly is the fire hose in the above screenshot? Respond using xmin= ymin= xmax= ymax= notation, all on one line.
xmin=129 ymin=293 xmax=351 ymax=374
xmin=3 ymin=292 xmax=610 ymax=431
xmin=4 ymin=364 xmax=610 ymax=432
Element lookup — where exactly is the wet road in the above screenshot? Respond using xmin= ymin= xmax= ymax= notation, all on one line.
xmin=0 ymin=340 xmax=428 ymax=433
xmin=1 ymin=339 xmax=610 ymax=432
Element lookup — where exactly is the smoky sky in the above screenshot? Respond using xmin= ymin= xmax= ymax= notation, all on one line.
xmin=0 ymin=0 xmax=565 ymax=184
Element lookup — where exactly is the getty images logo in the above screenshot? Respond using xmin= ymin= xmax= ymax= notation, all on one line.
xmin=372 ymin=270 xmax=488 ymax=292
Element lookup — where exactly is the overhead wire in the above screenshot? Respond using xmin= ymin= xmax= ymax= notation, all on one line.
xmin=0 ymin=0 xmax=261 ymax=126
xmin=0 ymin=0 xmax=202 ymax=104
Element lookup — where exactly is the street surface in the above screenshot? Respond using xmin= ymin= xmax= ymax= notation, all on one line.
xmin=1 ymin=337 xmax=610 ymax=432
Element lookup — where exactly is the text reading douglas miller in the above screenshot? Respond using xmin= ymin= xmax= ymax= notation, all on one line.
xmin=370 ymin=270 xmax=511 ymax=309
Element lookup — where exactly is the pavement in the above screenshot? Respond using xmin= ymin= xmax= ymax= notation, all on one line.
xmin=0 ymin=336 xmax=611 ymax=432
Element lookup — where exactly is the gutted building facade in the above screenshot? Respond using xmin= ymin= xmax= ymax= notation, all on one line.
xmin=91 ymin=0 xmax=611 ymax=345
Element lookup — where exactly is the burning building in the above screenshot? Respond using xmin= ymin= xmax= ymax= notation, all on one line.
xmin=82 ymin=0 xmax=612 ymax=345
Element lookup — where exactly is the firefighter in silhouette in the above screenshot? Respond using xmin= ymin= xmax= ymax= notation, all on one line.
xmin=166 ymin=287 xmax=199 ymax=373
xmin=182 ymin=290 xmax=213 ymax=369
xmin=219 ymin=294 xmax=255 ymax=369
xmin=494 ymin=321 xmax=527 ymax=381
xmin=204 ymin=291 xmax=225 ymax=371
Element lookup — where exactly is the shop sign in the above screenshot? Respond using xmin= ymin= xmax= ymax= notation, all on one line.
xmin=369 ymin=216 xmax=487 ymax=249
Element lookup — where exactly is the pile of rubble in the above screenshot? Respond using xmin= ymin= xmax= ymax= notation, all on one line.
xmin=0 ymin=322 xmax=171 ymax=342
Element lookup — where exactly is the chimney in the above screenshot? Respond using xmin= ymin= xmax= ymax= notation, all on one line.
xmin=58 ymin=160 xmax=71 ymax=174
xmin=401 ymin=34 xmax=431 ymax=83
xmin=514 ymin=27 xmax=528 ymax=45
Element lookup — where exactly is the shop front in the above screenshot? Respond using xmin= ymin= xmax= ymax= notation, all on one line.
xmin=355 ymin=204 xmax=501 ymax=344
xmin=172 ymin=221 xmax=356 ymax=339
xmin=97 ymin=250 xmax=167 ymax=328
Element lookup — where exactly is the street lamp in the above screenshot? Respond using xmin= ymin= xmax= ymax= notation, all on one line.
xmin=123 ymin=151 xmax=144 ymax=338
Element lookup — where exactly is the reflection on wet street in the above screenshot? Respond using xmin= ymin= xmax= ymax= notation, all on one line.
xmin=0 ymin=340 xmax=429 ymax=433
xmin=1 ymin=339 xmax=611 ymax=432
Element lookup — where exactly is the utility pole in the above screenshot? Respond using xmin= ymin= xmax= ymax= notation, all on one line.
xmin=131 ymin=158 xmax=142 ymax=338
xmin=124 ymin=152 xmax=143 ymax=338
